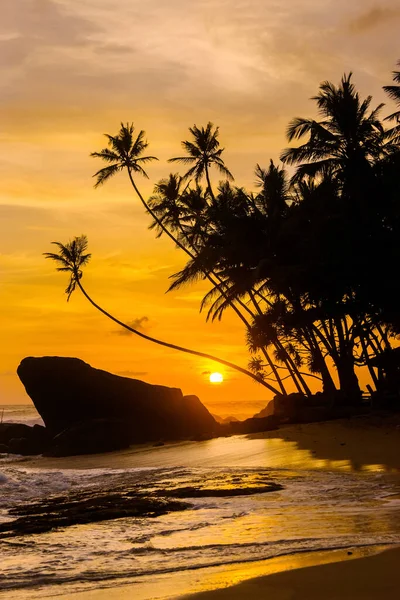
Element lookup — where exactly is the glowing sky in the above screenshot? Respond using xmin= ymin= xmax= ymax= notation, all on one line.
xmin=1 ymin=0 xmax=398 ymax=415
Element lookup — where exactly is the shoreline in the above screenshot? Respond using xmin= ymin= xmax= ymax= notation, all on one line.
xmin=18 ymin=413 xmax=400 ymax=472
xmin=16 ymin=545 xmax=397 ymax=600
xmin=2 ymin=415 xmax=399 ymax=600
xmin=178 ymin=546 xmax=400 ymax=600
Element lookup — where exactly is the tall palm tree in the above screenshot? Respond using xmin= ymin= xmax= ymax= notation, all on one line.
xmin=384 ymin=61 xmax=400 ymax=114
xmin=91 ymin=123 xmax=198 ymax=257
xmin=384 ymin=61 xmax=400 ymax=142
xmin=44 ymin=235 xmax=283 ymax=395
xmin=91 ymin=122 xmax=158 ymax=188
xmin=280 ymin=74 xmax=388 ymax=186
xmin=92 ymin=125 xmax=289 ymax=394
xmin=169 ymin=122 xmax=234 ymax=200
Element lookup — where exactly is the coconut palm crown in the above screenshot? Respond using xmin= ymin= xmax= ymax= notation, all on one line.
xmin=384 ymin=61 xmax=400 ymax=113
xmin=280 ymin=74 xmax=388 ymax=184
xmin=91 ymin=122 xmax=158 ymax=187
xmin=44 ymin=236 xmax=91 ymax=301
xmin=169 ymin=122 xmax=234 ymax=195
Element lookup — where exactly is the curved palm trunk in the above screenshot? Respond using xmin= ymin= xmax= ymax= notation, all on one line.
xmin=76 ymin=278 xmax=283 ymax=395
xmin=127 ymin=168 xmax=287 ymax=393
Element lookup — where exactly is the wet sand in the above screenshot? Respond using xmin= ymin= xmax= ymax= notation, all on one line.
xmin=179 ymin=546 xmax=400 ymax=600
xmin=28 ymin=414 xmax=400 ymax=473
xmin=14 ymin=415 xmax=400 ymax=600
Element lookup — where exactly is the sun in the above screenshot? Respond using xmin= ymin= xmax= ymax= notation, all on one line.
xmin=209 ymin=372 xmax=224 ymax=384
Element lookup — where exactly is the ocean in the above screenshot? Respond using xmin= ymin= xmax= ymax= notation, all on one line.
xmin=0 ymin=404 xmax=44 ymax=427
xmin=1 ymin=407 xmax=400 ymax=599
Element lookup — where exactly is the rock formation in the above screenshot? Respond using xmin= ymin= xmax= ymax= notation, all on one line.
xmin=17 ymin=356 xmax=217 ymax=455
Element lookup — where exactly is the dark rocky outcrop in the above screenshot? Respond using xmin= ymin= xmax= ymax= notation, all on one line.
xmin=17 ymin=356 xmax=217 ymax=455
xmin=253 ymin=392 xmax=363 ymax=424
xmin=226 ymin=415 xmax=280 ymax=434
xmin=0 ymin=423 xmax=51 ymax=456
xmin=0 ymin=491 xmax=190 ymax=538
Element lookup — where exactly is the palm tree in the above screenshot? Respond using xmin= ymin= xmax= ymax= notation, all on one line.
xmin=44 ymin=235 xmax=283 ymax=395
xmin=92 ymin=125 xmax=289 ymax=394
xmin=384 ymin=61 xmax=400 ymax=142
xmin=91 ymin=123 xmax=200 ymax=257
xmin=280 ymin=74 xmax=388 ymax=187
xmin=91 ymin=122 xmax=158 ymax=188
xmin=384 ymin=61 xmax=400 ymax=114
xmin=169 ymin=122 xmax=234 ymax=200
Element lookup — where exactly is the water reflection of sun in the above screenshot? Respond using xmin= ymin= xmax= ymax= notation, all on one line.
xmin=209 ymin=372 xmax=224 ymax=383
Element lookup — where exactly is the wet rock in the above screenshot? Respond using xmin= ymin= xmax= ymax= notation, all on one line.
xmin=0 ymin=423 xmax=32 ymax=444
xmin=0 ymin=423 xmax=51 ymax=455
xmin=162 ymin=482 xmax=283 ymax=498
xmin=0 ymin=489 xmax=190 ymax=538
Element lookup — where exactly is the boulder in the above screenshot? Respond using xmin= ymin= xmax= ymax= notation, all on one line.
xmin=0 ymin=423 xmax=32 ymax=444
xmin=17 ymin=357 xmax=217 ymax=451
xmin=270 ymin=393 xmax=307 ymax=421
xmin=227 ymin=415 xmax=280 ymax=434
xmin=0 ymin=423 xmax=51 ymax=455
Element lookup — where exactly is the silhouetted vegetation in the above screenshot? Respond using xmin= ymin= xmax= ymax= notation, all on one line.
xmin=46 ymin=63 xmax=400 ymax=405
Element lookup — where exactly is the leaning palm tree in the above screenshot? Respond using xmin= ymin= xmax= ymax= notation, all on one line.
xmin=44 ymin=235 xmax=283 ymax=395
xmin=91 ymin=124 xmax=292 ymax=394
xmin=91 ymin=122 xmax=158 ymax=191
xmin=91 ymin=123 xmax=197 ymax=256
xmin=169 ymin=122 xmax=234 ymax=200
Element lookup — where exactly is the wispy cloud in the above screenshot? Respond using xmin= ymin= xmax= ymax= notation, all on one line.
xmin=116 ymin=370 xmax=148 ymax=377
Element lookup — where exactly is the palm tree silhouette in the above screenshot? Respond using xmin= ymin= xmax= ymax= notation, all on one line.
xmin=280 ymin=74 xmax=388 ymax=185
xmin=384 ymin=61 xmax=400 ymax=141
xmin=169 ymin=122 xmax=234 ymax=200
xmin=384 ymin=61 xmax=400 ymax=110
xmin=44 ymin=235 xmax=283 ymax=395
xmin=91 ymin=122 xmax=158 ymax=187
xmin=91 ymin=124 xmax=289 ymax=395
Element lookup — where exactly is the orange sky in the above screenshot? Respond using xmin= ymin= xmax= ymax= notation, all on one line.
xmin=0 ymin=1 xmax=399 ymax=416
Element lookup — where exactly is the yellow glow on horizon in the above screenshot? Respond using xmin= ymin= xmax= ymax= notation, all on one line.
xmin=209 ymin=372 xmax=224 ymax=384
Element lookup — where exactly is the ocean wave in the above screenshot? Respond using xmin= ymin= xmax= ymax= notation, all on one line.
xmin=0 ymin=540 xmax=397 ymax=592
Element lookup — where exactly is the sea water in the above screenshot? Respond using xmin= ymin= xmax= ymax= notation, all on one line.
xmin=1 ymin=421 xmax=400 ymax=599
xmin=0 ymin=404 xmax=44 ymax=427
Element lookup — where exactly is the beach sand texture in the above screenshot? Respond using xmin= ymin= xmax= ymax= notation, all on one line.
xmin=1 ymin=415 xmax=399 ymax=600
xmin=179 ymin=546 xmax=400 ymax=600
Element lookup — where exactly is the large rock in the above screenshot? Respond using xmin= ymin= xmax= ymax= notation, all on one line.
xmin=17 ymin=357 xmax=217 ymax=450
xmin=47 ymin=418 xmax=134 ymax=456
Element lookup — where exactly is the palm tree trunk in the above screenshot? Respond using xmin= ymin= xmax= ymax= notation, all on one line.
xmin=205 ymin=164 xmax=216 ymax=201
xmin=76 ymin=278 xmax=283 ymax=395
xmin=127 ymin=168 xmax=287 ymax=393
xmin=359 ymin=328 xmax=379 ymax=390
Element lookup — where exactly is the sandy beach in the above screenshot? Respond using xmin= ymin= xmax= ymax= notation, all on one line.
xmin=2 ymin=415 xmax=399 ymax=600
xmin=179 ymin=546 xmax=400 ymax=600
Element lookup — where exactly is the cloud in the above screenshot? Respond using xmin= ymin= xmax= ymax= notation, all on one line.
xmin=113 ymin=316 xmax=150 ymax=336
xmin=116 ymin=370 xmax=148 ymax=377
xmin=348 ymin=6 xmax=400 ymax=33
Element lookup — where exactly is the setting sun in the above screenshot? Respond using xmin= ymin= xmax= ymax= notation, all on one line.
xmin=209 ymin=372 xmax=224 ymax=384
